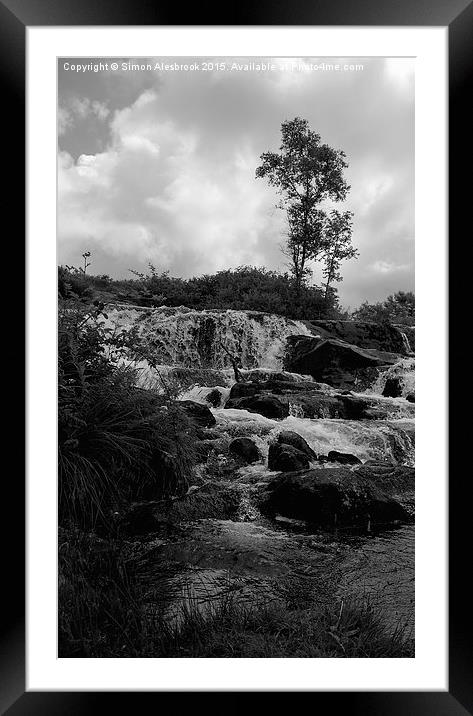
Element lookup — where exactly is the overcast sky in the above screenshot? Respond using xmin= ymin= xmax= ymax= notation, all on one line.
xmin=58 ymin=57 xmax=414 ymax=309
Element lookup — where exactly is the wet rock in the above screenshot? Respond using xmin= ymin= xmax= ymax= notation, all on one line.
xmin=406 ymin=392 xmax=415 ymax=403
xmin=227 ymin=394 xmax=289 ymax=419
xmin=206 ymin=388 xmax=224 ymax=407
xmin=284 ymin=336 xmax=395 ymax=389
xmin=276 ymin=431 xmax=317 ymax=460
xmin=284 ymin=392 xmax=353 ymax=419
xmin=354 ymin=463 xmax=414 ymax=492
xmin=383 ymin=377 xmax=403 ymax=398
xmin=226 ymin=379 xmax=396 ymax=420
xmin=363 ymin=459 xmax=397 ymax=468
xmin=228 ymin=382 xmax=260 ymax=400
xmin=165 ymin=482 xmax=242 ymax=523
xmin=307 ymin=319 xmax=411 ymax=355
xmin=336 ymin=394 xmax=371 ymax=419
xmin=177 ymin=399 xmax=216 ymax=428
xmin=229 ymin=437 xmax=260 ymax=464
xmin=325 ymin=451 xmax=362 ymax=465
xmin=268 ymin=443 xmax=310 ymax=472
xmin=260 ymin=467 xmax=411 ymax=526
xmin=121 ymin=482 xmax=242 ymax=535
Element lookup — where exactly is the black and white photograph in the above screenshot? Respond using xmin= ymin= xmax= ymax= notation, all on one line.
xmin=57 ymin=55 xmax=415 ymax=659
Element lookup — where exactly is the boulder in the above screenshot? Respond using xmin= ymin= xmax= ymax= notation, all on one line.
xmin=177 ymin=400 xmax=216 ymax=428
xmin=324 ymin=451 xmax=362 ymax=465
xmin=406 ymin=392 xmax=415 ymax=403
xmin=121 ymin=482 xmax=242 ymax=535
xmin=206 ymin=388 xmax=224 ymax=407
xmin=226 ymin=394 xmax=289 ymax=419
xmin=308 ymin=319 xmax=411 ymax=355
xmin=268 ymin=443 xmax=310 ymax=472
xmin=276 ymin=431 xmax=317 ymax=460
xmin=229 ymin=437 xmax=261 ymax=464
xmin=383 ymin=377 xmax=403 ymax=398
xmin=335 ymin=394 xmax=372 ymax=419
xmin=228 ymin=381 xmax=260 ymax=400
xmin=354 ymin=463 xmax=415 ymax=493
xmin=260 ymin=467 xmax=412 ymax=526
xmin=284 ymin=336 xmax=394 ymax=388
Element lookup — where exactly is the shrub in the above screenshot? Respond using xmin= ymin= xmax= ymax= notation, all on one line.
xmin=58 ymin=264 xmax=345 ymax=320
xmin=353 ymin=291 xmax=415 ymax=326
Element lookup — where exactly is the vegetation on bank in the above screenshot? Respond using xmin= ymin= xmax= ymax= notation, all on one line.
xmin=353 ymin=291 xmax=415 ymax=327
xmin=58 ymin=292 xmax=198 ymax=530
xmin=59 ymin=263 xmax=346 ymax=320
xmin=59 ymin=262 xmax=415 ymax=326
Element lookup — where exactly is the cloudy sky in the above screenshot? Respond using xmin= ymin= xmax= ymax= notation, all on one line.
xmin=58 ymin=57 xmax=414 ymax=309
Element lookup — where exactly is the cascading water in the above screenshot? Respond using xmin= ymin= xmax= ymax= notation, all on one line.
xmin=211 ymin=408 xmax=415 ymax=466
xmin=103 ymin=305 xmax=314 ymax=371
xmin=102 ymin=304 xmax=415 ymax=466
xmin=399 ymin=331 xmax=412 ymax=354
xmin=369 ymin=357 xmax=415 ymax=398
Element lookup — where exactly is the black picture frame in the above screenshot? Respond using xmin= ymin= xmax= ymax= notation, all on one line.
xmin=3 ymin=0 xmax=471 ymax=711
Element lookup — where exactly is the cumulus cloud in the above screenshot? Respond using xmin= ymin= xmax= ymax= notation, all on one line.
xmin=58 ymin=57 xmax=414 ymax=307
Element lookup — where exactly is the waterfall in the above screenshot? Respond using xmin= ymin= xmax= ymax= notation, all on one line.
xmin=103 ymin=305 xmax=313 ymax=371
xmin=369 ymin=358 xmax=415 ymax=397
xmin=399 ymin=331 xmax=412 ymax=354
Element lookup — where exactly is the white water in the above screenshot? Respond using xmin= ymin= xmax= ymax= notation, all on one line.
xmin=103 ymin=305 xmax=313 ymax=371
xmin=100 ymin=305 xmax=415 ymax=465
xmin=399 ymin=331 xmax=412 ymax=354
xmin=369 ymin=358 xmax=415 ymax=398
xmin=212 ymin=407 xmax=415 ymax=466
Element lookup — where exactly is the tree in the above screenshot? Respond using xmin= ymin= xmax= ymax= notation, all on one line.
xmin=321 ymin=210 xmax=358 ymax=302
xmin=256 ymin=117 xmax=350 ymax=297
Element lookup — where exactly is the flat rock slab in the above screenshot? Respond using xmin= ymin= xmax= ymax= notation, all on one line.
xmin=284 ymin=336 xmax=400 ymax=389
xmin=307 ymin=319 xmax=411 ymax=355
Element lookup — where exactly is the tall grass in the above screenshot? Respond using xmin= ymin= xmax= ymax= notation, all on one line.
xmin=58 ymin=297 xmax=197 ymax=528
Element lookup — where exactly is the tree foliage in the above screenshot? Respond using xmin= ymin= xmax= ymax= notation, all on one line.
xmin=353 ymin=291 xmax=415 ymax=326
xmin=256 ymin=117 xmax=356 ymax=295
xmin=322 ymin=210 xmax=358 ymax=301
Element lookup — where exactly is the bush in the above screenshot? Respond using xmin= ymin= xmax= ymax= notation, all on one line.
xmin=58 ymin=264 xmax=344 ymax=320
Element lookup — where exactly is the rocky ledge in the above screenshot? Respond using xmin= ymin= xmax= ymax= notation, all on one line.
xmin=284 ymin=335 xmax=400 ymax=389
xmin=224 ymin=377 xmax=414 ymax=421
